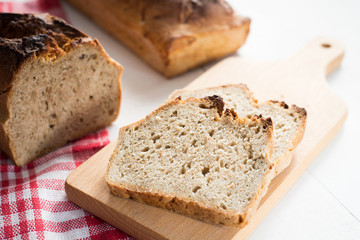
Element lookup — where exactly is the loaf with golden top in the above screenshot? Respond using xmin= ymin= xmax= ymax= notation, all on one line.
xmin=66 ymin=0 xmax=250 ymax=77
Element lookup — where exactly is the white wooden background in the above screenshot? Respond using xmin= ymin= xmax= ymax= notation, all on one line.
xmin=62 ymin=0 xmax=360 ymax=239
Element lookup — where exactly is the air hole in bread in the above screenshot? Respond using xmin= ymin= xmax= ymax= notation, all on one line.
xmin=165 ymin=145 xmax=171 ymax=149
xmin=192 ymin=186 xmax=201 ymax=193
xmin=252 ymin=163 xmax=257 ymax=169
xmin=220 ymin=204 xmax=227 ymax=210
xmin=220 ymin=160 xmax=224 ymax=168
xmin=141 ymin=147 xmax=150 ymax=152
xmin=152 ymin=135 xmax=161 ymax=143
xmin=208 ymin=129 xmax=215 ymax=137
xmin=199 ymin=103 xmax=207 ymax=109
xmin=180 ymin=165 xmax=186 ymax=174
xmin=202 ymin=167 xmax=209 ymax=176
xmin=171 ymin=111 xmax=178 ymax=117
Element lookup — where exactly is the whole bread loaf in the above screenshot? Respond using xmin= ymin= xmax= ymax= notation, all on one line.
xmin=107 ymin=96 xmax=274 ymax=226
xmin=168 ymin=84 xmax=307 ymax=178
xmin=0 ymin=13 xmax=123 ymax=166
xmin=66 ymin=0 xmax=250 ymax=78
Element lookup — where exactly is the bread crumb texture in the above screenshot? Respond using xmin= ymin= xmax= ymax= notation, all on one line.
xmin=107 ymin=97 xmax=273 ymax=226
xmin=168 ymin=84 xmax=307 ymax=177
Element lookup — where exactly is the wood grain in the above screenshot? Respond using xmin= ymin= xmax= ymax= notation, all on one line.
xmin=65 ymin=37 xmax=347 ymax=240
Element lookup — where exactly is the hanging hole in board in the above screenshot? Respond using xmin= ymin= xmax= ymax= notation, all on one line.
xmin=321 ymin=43 xmax=331 ymax=48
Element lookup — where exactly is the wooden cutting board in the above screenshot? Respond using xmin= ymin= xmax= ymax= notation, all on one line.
xmin=65 ymin=37 xmax=347 ymax=240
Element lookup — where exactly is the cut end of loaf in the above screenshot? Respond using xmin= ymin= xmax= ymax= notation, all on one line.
xmin=2 ymin=42 xmax=122 ymax=166
xmin=106 ymin=97 xmax=273 ymax=226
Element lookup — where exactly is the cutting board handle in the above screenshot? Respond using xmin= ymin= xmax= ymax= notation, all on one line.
xmin=294 ymin=37 xmax=345 ymax=76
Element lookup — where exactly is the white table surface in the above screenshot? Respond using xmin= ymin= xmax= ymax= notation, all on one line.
xmin=62 ymin=0 xmax=360 ymax=239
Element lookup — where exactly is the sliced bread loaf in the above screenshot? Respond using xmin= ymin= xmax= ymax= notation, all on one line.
xmin=106 ymin=96 xmax=274 ymax=226
xmin=66 ymin=0 xmax=250 ymax=77
xmin=168 ymin=84 xmax=307 ymax=177
xmin=0 ymin=13 xmax=123 ymax=166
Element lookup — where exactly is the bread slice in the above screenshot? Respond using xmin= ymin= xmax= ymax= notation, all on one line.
xmin=66 ymin=0 xmax=250 ymax=78
xmin=106 ymin=96 xmax=274 ymax=226
xmin=168 ymin=84 xmax=307 ymax=178
xmin=0 ymin=13 xmax=123 ymax=166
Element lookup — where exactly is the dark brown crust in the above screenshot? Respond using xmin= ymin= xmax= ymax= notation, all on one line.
xmin=203 ymin=95 xmax=225 ymax=116
xmin=259 ymin=116 xmax=273 ymax=130
xmin=0 ymin=13 xmax=91 ymax=93
xmin=269 ymin=100 xmax=289 ymax=109
xmin=0 ymin=13 xmax=123 ymax=166
xmin=224 ymin=108 xmax=238 ymax=119
xmin=268 ymin=100 xmax=307 ymax=118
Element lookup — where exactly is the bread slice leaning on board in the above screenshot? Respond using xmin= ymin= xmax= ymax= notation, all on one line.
xmin=0 ymin=13 xmax=123 ymax=166
xmin=168 ymin=84 xmax=307 ymax=179
xmin=106 ymin=96 xmax=275 ymax=226
xmin=66 ymin=0 xmax=250 ymax=78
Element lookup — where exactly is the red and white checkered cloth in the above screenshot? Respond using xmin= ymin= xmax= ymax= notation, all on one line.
xmin=0 ymin=1 xmax=133 ymax=239
xmin=0 ymin=0 xmax=68 ymax=21
xmin=0 ymin=129 xmax=133 ymax=239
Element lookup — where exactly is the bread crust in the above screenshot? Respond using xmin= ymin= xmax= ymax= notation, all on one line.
xmin=0 ymin=13 xmax=91 ymax=93
xmin=266 ymin=101 xmax=307 ymax=174
xmin=66 ymin=0 xmax=250 ymax=77
xmin=0 ymin=13 xmax=123 ymax=166
xmin=106 ymin=97 xmax=274 ymax=226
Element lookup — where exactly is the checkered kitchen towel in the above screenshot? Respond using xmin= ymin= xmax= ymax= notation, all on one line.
xmin=0 ymin=1 xmax=132 ymax=239
xmin=0 ymin=130 xmax=133 ymax=239
xmin=0 ymin=0 xmax=68 ymax=21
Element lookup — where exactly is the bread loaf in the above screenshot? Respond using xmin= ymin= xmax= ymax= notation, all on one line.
xmin=106 ymin=96 xmax=274 ymax=226
xmin=66 ymin=0 xmax=250 ymax=78
xmin=0 ymin=13 xmax=123 ymax=166
xmin=168 ymin=84 xmax=307 ymax=178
